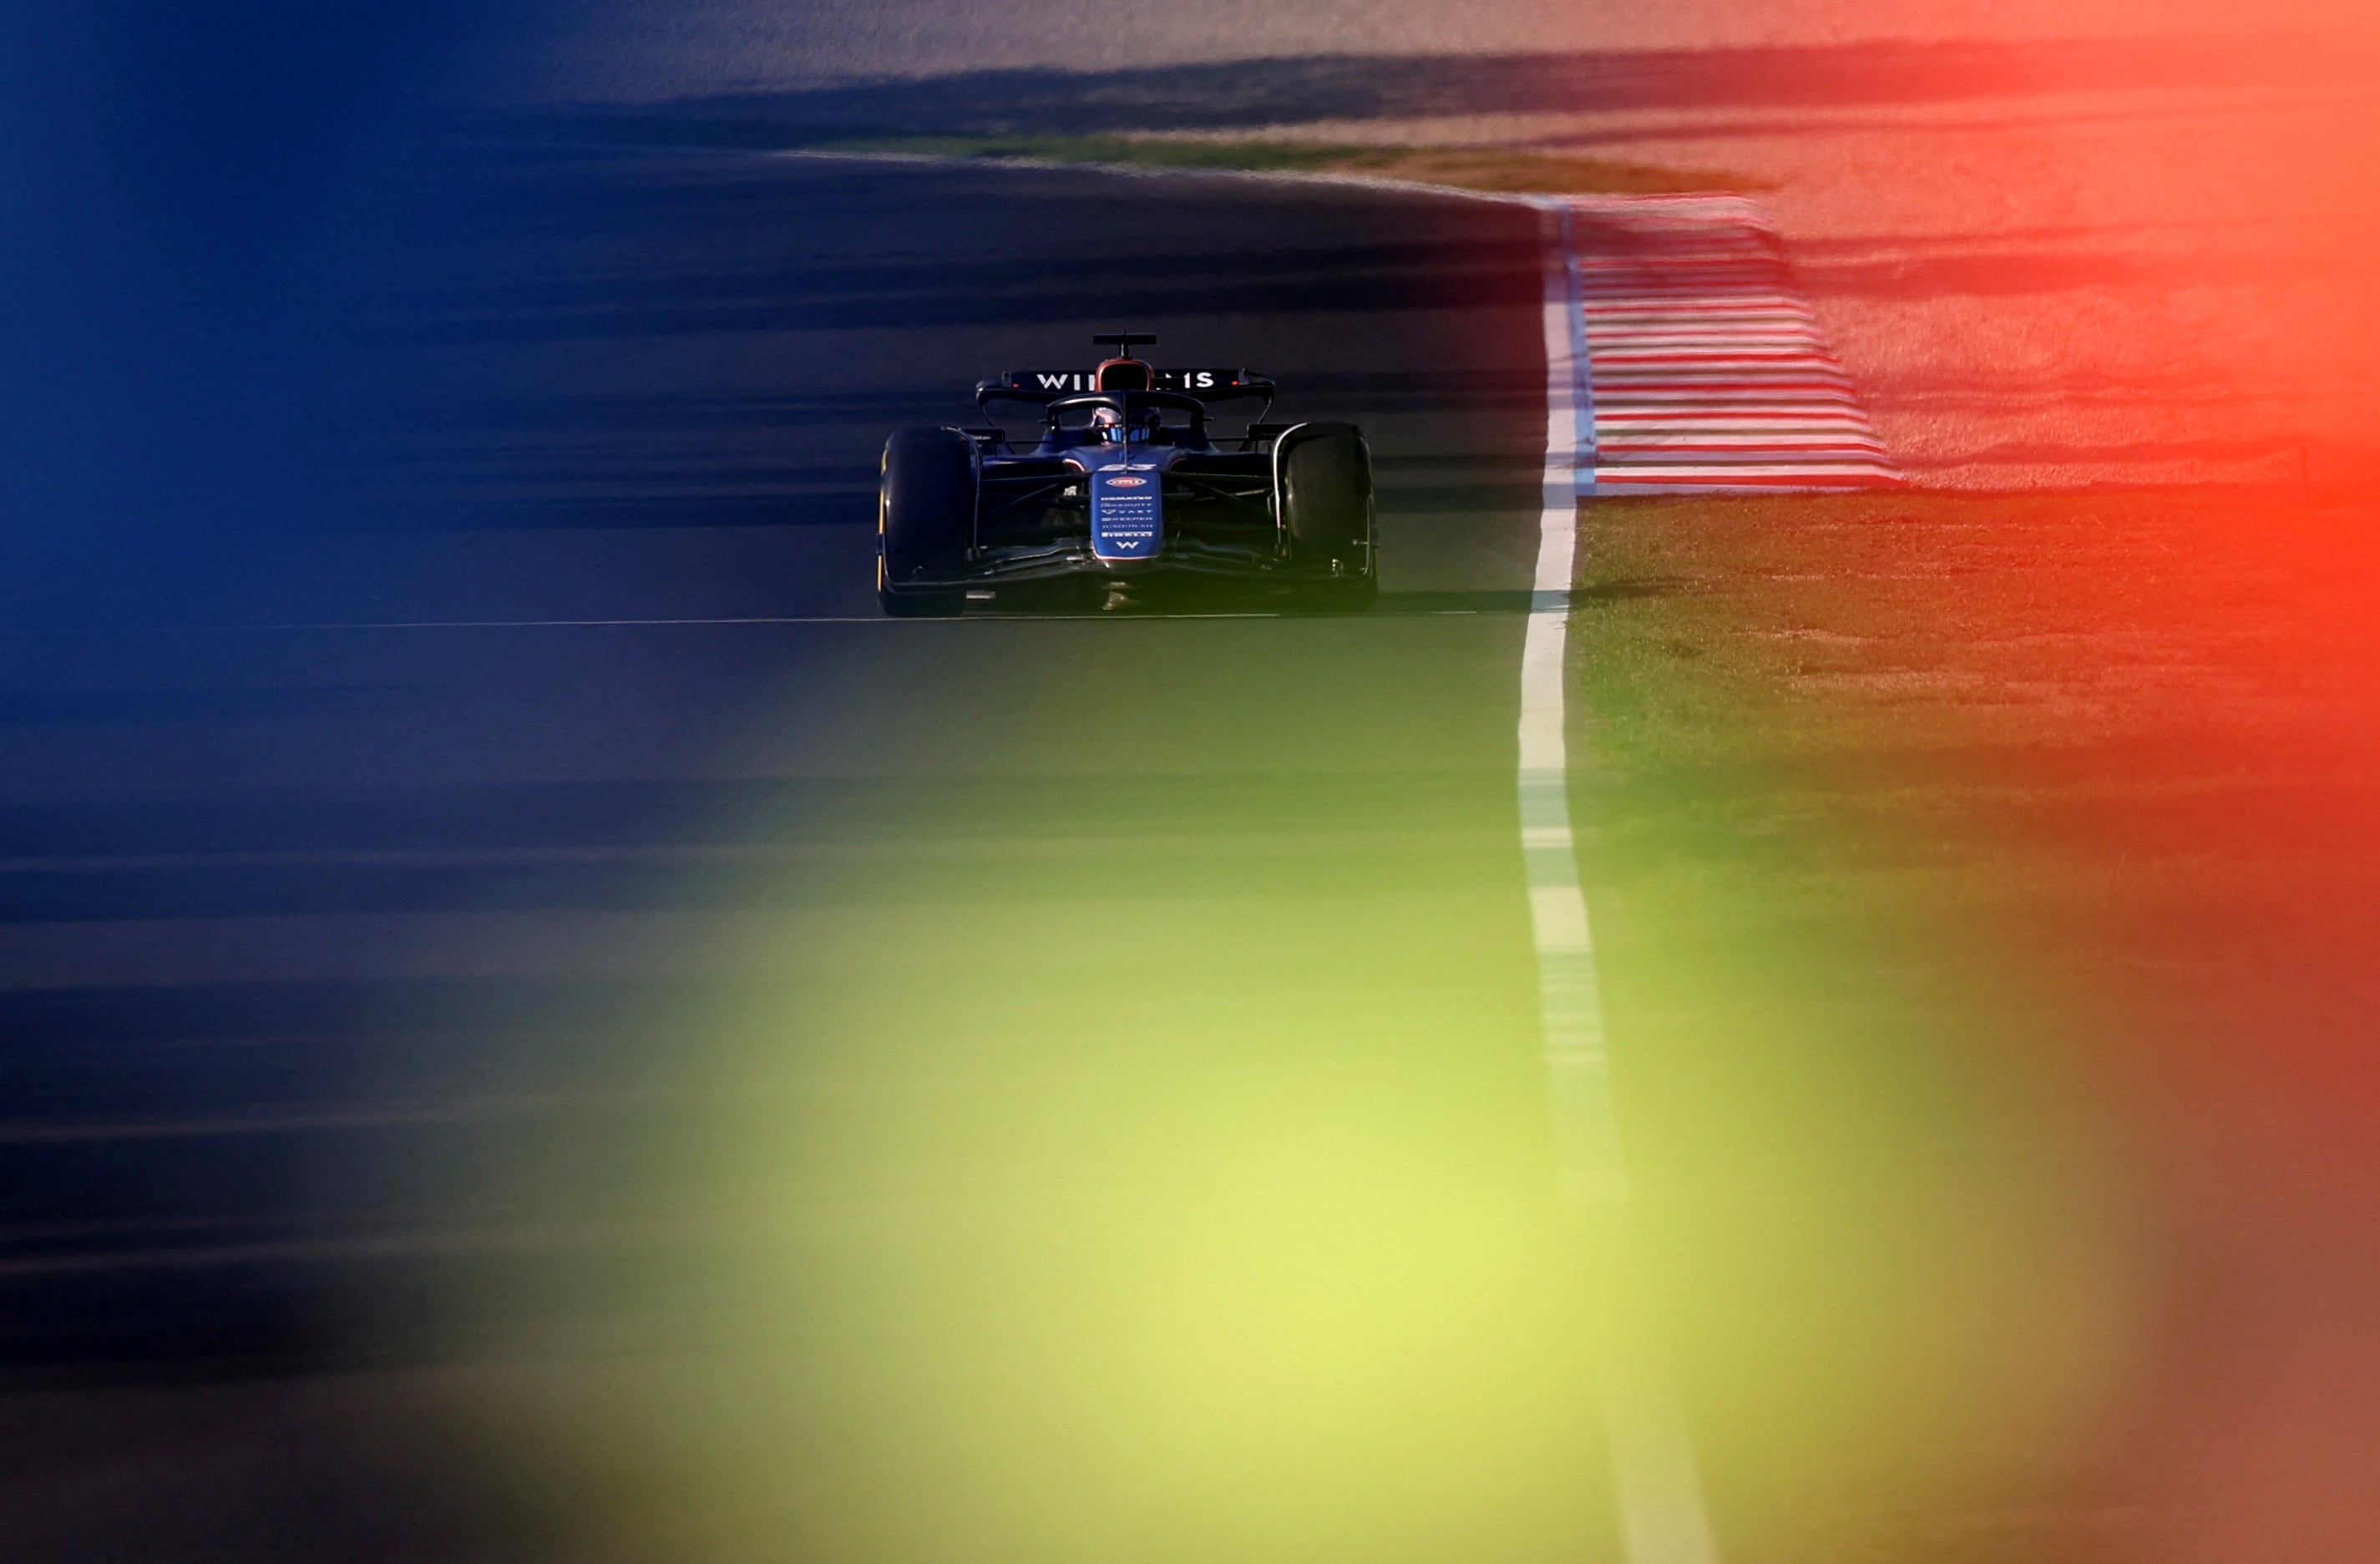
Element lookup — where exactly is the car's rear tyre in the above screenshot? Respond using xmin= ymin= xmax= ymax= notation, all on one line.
xmin=1279 ymin=423 xmax=1376 ymax=610
xmin=878 ymin=427 xmax=975 ymax=618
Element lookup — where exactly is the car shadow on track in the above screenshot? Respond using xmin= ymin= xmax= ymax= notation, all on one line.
xmin=951 ymin=588 xmax=1535 ymax=618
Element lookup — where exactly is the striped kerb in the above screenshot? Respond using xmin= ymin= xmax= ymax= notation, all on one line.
xmin=1562 ymin=194 xmax=1901 ymax=494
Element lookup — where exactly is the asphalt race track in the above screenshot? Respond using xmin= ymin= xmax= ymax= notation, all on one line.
xmin=0 ymin=152 xmax=1630 ymax=1561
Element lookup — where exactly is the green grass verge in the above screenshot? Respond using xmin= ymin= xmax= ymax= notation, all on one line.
xmin=806 ymin=133 xmax=1763 ymax=195
xmin=1571 ymin=487 xmax=2380 ymax=1562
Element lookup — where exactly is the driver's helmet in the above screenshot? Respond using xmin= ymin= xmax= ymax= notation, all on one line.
xmin=1090 ymin=407 xmax=1128 ymax=443
xmin=1090 ymin=404 xmax=1155 ymax=443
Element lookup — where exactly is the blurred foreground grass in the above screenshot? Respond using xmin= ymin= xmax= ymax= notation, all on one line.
xmin=393 ymin=489 xmax=2380 ymax=1563
xmin=406 ymin=613 xmax=1624 ymax=1564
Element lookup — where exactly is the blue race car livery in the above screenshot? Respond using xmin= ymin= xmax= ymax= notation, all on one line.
xmin=876 ymin=334 xmax=1377 ymax=615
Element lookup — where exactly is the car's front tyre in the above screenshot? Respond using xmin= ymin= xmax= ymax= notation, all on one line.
xmin=1278 ymin=423 xmax=1377 ymax=612
xmin=878 ymin=428 xmax=975 ymax=618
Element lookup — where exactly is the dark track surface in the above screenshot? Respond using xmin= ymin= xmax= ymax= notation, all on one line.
xmin=0 ymin=151 xmax=1599 ymax=1560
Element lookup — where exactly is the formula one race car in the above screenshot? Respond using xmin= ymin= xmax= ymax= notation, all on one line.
xmin=875 ymin=333 xmax=1376 ymax=615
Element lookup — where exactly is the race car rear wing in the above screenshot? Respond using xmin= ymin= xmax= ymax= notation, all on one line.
xmin=976 ymin=368 xmax=1275 ymax=416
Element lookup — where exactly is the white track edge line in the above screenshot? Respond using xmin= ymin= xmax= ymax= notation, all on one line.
xmin=1527 ymin=196 xmax=1723 ymax=1564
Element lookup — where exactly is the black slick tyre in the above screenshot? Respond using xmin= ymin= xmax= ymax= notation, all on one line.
xmin=1277 ymin=422 xmax=1378 ymax=613
xmin=878 ymin=427 xmax=975 ymax=618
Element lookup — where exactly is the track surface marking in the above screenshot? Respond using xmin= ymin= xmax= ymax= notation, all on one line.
xmin=1527 ymin=197 xmax=1723 ymax=1564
